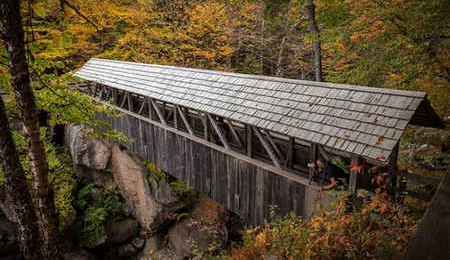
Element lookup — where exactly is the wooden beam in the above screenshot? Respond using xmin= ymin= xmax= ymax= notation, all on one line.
xmin=127 ymin=93 xmax=134 ymax=112
xmin=112 ymin=88 xmax=118 ymax=105
xmin=150 ymin=98 xmax=167 ymax=125
xmin=173 ymin=106 xmax=178 ymax=129
xmin=162 ymin=102 xmax=167 ymax=118
xmin=98 ymin=85 xmax=105 ymax=100
xmin=87 ymin=84 xmax=94 ymax=96
xmin=203 ymin=114 xmax=209 ymax=141
xmin=246 ymin=125 xmax=253 ymax=157
xmin=310 ymin=143 xmax=318 ymax=163
xmin=93 ymin=98 xmax=317 ymax=187
xmin=224 ymin=119 xmax=243 ymax=148
xmin=146 ymin=97 xmax=153 ymax=120
xmin=317 ymin=144 xmax=331 ymax=162
xmin=106 ymin=86 xmax=112 ymax=102
xmin=262 ymin=130 xmax=284 ymax=161
xmin=92 ymin=84 xmax=99 ymax=97
xmin=285 ymin=137 xmax=295 ymax=168
xmin=207 ymin=113 xmax=230 ymax=150
xmin=349 ymin=157 xmax=366 ymax=194
xmin=253 ymin=126 xmax=281 ymax=168
xmin=389 ymin=142 xmax=399 ymax=200
xmin=137 ymin=97 xmax=146 ymax=115
xmin=177 ymin=106 xmax=194 ymax=135
xmin=120 ymin=92 xmax=128 ymax=108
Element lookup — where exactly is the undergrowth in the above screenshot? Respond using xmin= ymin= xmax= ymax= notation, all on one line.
xmin=227 ymin=191 xmax=424 ymax=259
xmin=74 ymin=183 xmax=126 ymax=248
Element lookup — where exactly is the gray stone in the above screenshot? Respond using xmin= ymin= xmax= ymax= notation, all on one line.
xmin=106 ymin=218 xmax=139 ymax=244
xmin=111 ymin=145 xmax=162 ymax=232
xmin=66 ymin=125 xmax=112 ymax=170
xmin=137 ymin=235 xmax=163 ymax=260
xmin=110 ymin=145 xmax=182 ymax=232
xmin=167 ymin=198 xmax=228 ymax=259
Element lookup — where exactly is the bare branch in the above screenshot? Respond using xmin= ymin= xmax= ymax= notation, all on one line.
xmin=60 ymin=0 xmax=100 ymax=31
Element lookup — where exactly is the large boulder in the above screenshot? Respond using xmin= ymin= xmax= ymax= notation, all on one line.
xmin=65 ymin=125 xmax=116 ymax=190
xmin=66 ymin=125 xmax=112 ymax=171
xmin=105 ymin=218 xmax=139 ymax=244
xmin=110 ymin=145 xmax=181 ymax=232
xmin=167 ymin=198 xmax=228 ymax=259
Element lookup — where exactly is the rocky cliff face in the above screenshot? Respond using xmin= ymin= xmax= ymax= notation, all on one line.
xmin=64 ymin=125 xmax=236 ymax=259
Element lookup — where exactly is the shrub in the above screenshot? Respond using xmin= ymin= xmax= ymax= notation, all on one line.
xmin=74 ymin=183 xmax=126 ymax=248
xmin=145 ymin=161 xmax=166 ymax=183
xmin=229 ymin=192 xmax=421 ymax=259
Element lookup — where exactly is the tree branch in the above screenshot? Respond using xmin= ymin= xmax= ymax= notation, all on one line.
xmin=60 ymin=0 xmax=100 ymax=31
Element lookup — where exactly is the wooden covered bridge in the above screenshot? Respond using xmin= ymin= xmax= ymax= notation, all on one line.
xmin=74 ymin=58 xmax=442 ymax=225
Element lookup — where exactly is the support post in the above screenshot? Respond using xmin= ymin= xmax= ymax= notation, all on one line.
xmin=207 ymin=113 xmax=230 ymax=150
xmin=224 ymin=119 xmax=243 ymax=149
xmin=309 ymin=143 xmax=318 ymax=183
xmin=253 ymin=126 xmax=281 ymax=168
xmin=137 ymin=97 xmax=146 ymax=115
xmin=127 ymin=93 xmax=134 ymax=112
xmin=349 ymin=157 xmax=365 ymax=194
xmin=120 ymin=92 xmax=128 ymax=108
xmin=246 ymin=125 xmax=253 ymax=157
xmin=177 ymin=106 xmax=194 ymax=135
xmin=262 ymin=130 xmax=283 ymax=161
xmin=389 ymin=142 xmax=400 ymax=201
xmin=285 ymin=137 xmax=295 ymax=168
xmin=203 ymin=114 xmax=209 ymax=141
xmin=173 ymin=106 xmax=178 ymax=129
xmin=112 ymin=88 xmax=118 ymax=105
xmin=146 ymin=97 xmax=153 ymax=120
xmin=150 ymin=98 xmax=167 ymax=125
xmin=98 ymin=85 xmax=105 ymax=100
xmin=318 ymin=144 xmax=331 ymax=162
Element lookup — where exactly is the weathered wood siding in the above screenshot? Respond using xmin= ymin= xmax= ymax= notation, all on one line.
xmin=98 ymin=113 xmax=320 ymax=226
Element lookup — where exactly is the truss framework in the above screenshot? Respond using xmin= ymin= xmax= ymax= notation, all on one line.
xmin=83 ymin=83 xmax=398 ymax=189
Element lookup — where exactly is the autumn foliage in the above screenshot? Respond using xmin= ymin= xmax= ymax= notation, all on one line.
xmin=230 ymin=193 xmax=420 ymax=259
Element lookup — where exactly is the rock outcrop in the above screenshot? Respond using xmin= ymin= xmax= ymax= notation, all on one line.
xmin=63 ymin=125 xmax=237 ymax=259
xmin=111 ymin=145 xmax=182 ymax=232
xmin=167 ymin=198 xmax=228 ymax=259
xmin=66 ymin=125 xmax=112 ymax=171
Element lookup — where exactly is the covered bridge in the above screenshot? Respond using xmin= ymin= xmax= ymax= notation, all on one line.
xmin=74 ymin=58 xmax=442 ymax=225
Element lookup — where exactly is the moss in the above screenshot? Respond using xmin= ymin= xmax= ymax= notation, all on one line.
xmin=145 ymin=161 xmax=166 ymax=183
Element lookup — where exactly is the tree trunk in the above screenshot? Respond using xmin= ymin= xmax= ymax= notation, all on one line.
xmin=0 ymin=96 xmax=44 ymax=260
xmin=405 ymin=172 xmax=450 ymax=259
xmin=304 ymin=0 xmax=323 ymax=82
xmin=0 ymin=0 xmax=61 ymax=259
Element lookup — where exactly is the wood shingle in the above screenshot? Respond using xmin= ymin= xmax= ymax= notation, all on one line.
xmin=75 ymin=58 xmax=442 ymax=164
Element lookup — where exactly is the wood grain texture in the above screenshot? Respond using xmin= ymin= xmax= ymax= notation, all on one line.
xmin=97 ymin=112 xmax=316 ymax=226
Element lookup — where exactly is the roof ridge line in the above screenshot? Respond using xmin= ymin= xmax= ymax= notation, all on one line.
xmin=90 ymin=58 xmax=426 ymax=98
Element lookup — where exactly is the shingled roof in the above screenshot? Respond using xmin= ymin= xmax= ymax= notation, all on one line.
xmin=74 ymin=58 xmax=442 ymax=164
